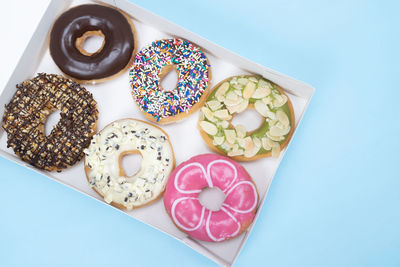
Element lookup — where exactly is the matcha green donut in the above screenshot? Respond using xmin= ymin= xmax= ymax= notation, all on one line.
xmin=198 ymin=75 xmax=295 ymax=161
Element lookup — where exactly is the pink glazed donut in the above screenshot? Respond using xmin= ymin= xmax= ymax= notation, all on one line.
xmin=163 ymin=154 xmax=258 ymax=242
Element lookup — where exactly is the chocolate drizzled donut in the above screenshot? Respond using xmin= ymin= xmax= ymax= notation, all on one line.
xmin=2 ymin=73 xmax=98 ymax=171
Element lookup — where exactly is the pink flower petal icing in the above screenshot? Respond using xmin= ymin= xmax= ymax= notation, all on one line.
xmin=206 ymin=207 xmax=241 ymax=242
xmin=223 ymin=181 xmax=258 ymax=213
xmin=164 ymin=154 xmax=258 ymax=242
xmin=174 ymin=162 xmax=209 ymax=194
xmin=171 ymin=197 xmax=205 ymax=231
xmin=207 ymin=159 xmax=237 ymax=193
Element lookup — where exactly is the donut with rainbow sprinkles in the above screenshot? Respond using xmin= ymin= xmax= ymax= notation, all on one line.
xmin=129 ymin=38 xmax=211 ymax=124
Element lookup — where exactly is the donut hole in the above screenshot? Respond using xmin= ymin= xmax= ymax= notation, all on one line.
xmin=120 ymin=152 xmax=142 ymax=177
xmin=160 ymin=65 xmax=178 ymax=92
xmin=231 ymin=108 xmax=263 ymax=132
xmin=44 ymin=109 xmax=61 ymax=136
xmin=75 ymin=30 xmax=105 ymax=56
xmin=198 ymin=187 xmax=226 ymax=211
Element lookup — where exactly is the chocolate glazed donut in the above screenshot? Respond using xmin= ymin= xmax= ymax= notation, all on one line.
xmin=50 ymin=4 xmax=137 ymax=83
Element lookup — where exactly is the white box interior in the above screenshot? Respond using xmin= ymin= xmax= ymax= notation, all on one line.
xmin=0 ymin=0 xmax=314 ymax=266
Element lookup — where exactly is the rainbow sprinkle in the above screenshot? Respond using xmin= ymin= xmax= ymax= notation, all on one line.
xmin=129 ymin=39 xmax=210 ymax=121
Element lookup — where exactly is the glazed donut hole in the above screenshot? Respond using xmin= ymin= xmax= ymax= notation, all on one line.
xmin=159 ymin=65 xmax=179 ymax=93
xmin=230 ymin=107 xmax=264 ymax=133
xmin=198 ymin=186 xmax=226 ymax=211
xmin=75 ymin=30 xmax=106 ymax=56
xmin=119 ymin=150 xmax=142 ymax=177
xmin=44 ymin=109 xmax=62 ymax=136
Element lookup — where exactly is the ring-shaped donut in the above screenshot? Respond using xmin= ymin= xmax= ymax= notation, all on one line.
xmin=50 ymin=4 xmax=137 ymax=83
xmin=2 ymin=73 xmax=98 ymax=171
xmin=198 ymin=75 xmax=295 ymax=160
xmin=84 ymin=119 xmax=175 ymax=210
xmin=163 ymin=153 xmax=258 ymax=242
xmin=129 ymin=38 xmax=211 ymax=124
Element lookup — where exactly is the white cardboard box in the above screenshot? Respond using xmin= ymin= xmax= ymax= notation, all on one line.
xmin=0 ymin=0 xmax=314 ymax=265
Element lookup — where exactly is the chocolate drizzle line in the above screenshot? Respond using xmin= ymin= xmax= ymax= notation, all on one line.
xmin=2 ymin=73 xmax=98 ymax=171
xmin=50 ymin=4 xmax=135 ymax=81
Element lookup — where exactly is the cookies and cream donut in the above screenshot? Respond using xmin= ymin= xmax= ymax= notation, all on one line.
xmin=50 ymin=4 xmax=137 ymax=83
xmin=84 ymin=119 xmax=175 ymax=210
xmin=2 ymin=73 xmax=98 ymax=171
xmin=164 ymin=154 xmax=258 ymax=242
xmin=198 ymin=75 xmax=295 ymax=160
xmin=129 ymin=38 xmax=211 ymax=124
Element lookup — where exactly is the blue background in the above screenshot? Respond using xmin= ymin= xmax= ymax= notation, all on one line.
xmin=1 ymin=0 xmax=399 ymax=266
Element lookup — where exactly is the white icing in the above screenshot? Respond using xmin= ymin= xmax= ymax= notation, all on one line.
xmin=84 ymin=119 xmax=173 ymax=210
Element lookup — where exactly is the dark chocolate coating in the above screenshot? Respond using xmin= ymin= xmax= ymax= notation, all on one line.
xmin=50 ymin=4 xmax=135 ymax=81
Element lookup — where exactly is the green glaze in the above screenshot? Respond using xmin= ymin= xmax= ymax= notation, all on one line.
xmin=201 ymin=75 xmax=292 ymax=155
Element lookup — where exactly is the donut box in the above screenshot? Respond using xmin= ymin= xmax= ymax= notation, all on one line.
xmin=0 ymin=0 xmax=314 ymax=266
